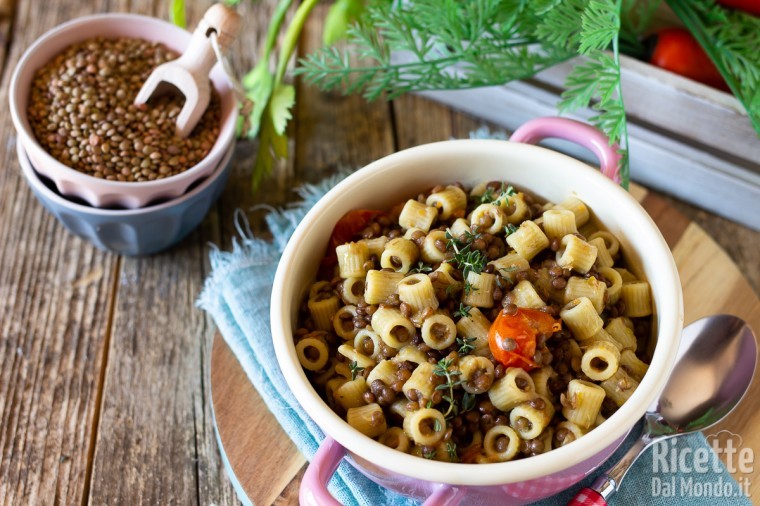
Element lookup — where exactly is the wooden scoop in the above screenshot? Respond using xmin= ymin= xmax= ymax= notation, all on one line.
xmin=135 ymin=4 xmax=242 ymax=138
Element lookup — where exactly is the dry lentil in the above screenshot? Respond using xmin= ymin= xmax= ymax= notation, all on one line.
xmin=27 ymin=37 xmax=221 ymax=182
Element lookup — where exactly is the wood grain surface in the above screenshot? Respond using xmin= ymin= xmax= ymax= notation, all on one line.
xmin=0 ymin=1 xmax=758 ymax=505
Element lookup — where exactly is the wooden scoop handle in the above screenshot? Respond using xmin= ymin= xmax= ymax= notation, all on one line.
xmin=179 ymin=3 xmax=241 ymax=75
xmin=135 ymin=3 xmax=242 ymax=138
xmin=198 ymin=3 xmax=242 ymax=53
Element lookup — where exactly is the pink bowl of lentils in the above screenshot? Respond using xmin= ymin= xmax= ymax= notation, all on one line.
xmin=9 ymin=13 xmax=238 ymax=209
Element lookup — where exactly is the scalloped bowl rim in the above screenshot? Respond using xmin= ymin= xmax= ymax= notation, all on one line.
xmin=17 ymin=136 xmax=234 ymax=217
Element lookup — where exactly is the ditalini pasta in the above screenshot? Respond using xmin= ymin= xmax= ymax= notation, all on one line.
xmin=364 ymin=270 xmax=405 ymax=305
xmin=542 ymin=209 xmax=577 ymax=239
xmin=294 ymin=180 xmax=654 ymax=463
xmin=421 ymin=230 xmax=449 ymax=264
xmin=333 ymin=305 xmax=360 ymax=340
xmin=562 ymin=380 xmax=606 ymax=429
xmin=506 ymin=220 xmax=549 ymax=261
xmin=556 ymin=235 xmax=598 ymax=274
xmin=462 ymin=271 xmax=496 ymax=308
xmin=336 ymin=242 xmax=369 ymax=278
xmin=381 ymin=238 xmax=420 ymax=273
xmin=398 ymin=273 xmax=439 ymax=314
xmin=470 ymin=204 xmax=506 ymax=235
xmin=421 ymin=314 xmax=457 ymax=350
xmin=426 ymin=185 xmax=467 ymax=220
xmin=399 ymin=200 xmax=438 ymax=232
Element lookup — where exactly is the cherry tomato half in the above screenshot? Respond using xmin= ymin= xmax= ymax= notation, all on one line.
xmin=329 ymin=209 xmax=384 ymax=248
xmin=488 ymin=308 xmax=562 ymax=371
xmin=319 ymin=209 xmax=384 ymax=278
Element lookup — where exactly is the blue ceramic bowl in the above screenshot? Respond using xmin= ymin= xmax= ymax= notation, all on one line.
xmin=18 ymin=141 xmax=233 ymax=256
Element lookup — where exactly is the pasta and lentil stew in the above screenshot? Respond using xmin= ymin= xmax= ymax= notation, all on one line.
xmin=294 ymin=181 xmax=653 ymax=463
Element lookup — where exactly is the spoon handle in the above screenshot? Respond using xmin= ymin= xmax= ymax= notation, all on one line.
xmin=567 ymin=488 xmax=607 ymax=506
xmin=567 ymin=432 xmax=655 ymax=505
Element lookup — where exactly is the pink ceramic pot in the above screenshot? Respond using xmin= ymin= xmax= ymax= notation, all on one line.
xmin=9 ymin=13 xmax=237 ymax=209
xmin=270 ymin=118 xmax=684 ymax=505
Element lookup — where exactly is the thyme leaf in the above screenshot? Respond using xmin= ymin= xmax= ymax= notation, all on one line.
xmin=410 ymin=261 xmax=433 ymax=273
xmin=456 ymin=336 xmax=477 ymax=356
xmin=446 ymin=441 xmax=459 ymax=462
xmin=349 ymin=360 xmax=365 ymax=381
xmin=462 ymin=392 xmax=477 ymax=412
xmin=453 ymin=303 xmax=472 ymax=319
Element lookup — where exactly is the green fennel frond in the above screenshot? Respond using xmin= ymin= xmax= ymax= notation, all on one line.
xmin=297 ymin=0 xmax=575 ymax=101
xmin=666 ymin=0 xmax=760 ymax=134
xmin=579 ymin=0 xmax=620 ymax=54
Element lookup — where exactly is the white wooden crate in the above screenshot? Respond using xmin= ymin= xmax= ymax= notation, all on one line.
xmin=399 ymin=53 xmax=760 ymax=231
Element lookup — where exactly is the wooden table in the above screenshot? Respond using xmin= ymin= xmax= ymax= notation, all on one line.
xmin=1 ymin=1 xmax=758 ymax=505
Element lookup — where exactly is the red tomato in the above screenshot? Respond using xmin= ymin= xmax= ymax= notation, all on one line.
xmin=488 ymin=308 xmax=562 ymax=371
xmin=717 ymin=0 xmax=760 ymax=16
xmin=319 ymin=209 xmax=384 ymax=278
xmin=649 ymin=28 xmax=728 ymax=91
xmin=459 ymin=442 xmax=483 ymax=464
xmin=328 ymin=209 xmax=384 ymax=250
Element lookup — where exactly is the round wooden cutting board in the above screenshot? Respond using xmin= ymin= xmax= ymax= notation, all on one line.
xmin=210 ymin=184 xmax=760 ymax=505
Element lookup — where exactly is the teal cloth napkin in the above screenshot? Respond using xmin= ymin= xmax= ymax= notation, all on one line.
xmin=198 ymin=171 xmax=750 ymax=506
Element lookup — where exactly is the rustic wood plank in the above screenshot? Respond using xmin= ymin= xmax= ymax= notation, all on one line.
xmin=85 ymin=1 xmax=236 ymax=505
xmin=294 ymin=5 xmax=395 ymax=178
xmin=0 ymin=0 xmax=123 ymax=504
xmin=640 ymin=193 xmax=692 ymax=250
xmin=659 ymin=194 xmax=760 ymax=295
xmin=391 ymin=94 xmax=454 ymax=148
xmin=211 ymin=334 xmax=304 ymax=505
xmin=88 ymin=244 xmax=231 ymax=505
xmin=273 ymin=466 xmax=306 ymax=505
xmin=0 ymin=0 xmax=14 ymax=72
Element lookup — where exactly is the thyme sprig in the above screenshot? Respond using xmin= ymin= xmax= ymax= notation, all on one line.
xmin=463 ymin=280 xmax=478 ymax=296
xmin=478 ymin=182 xmax=516 ymax=205
xmin=433 ymin=357 xmax=463 ymax=418
xmin=445 ymin=229 xmax=487 ymax=280
xmin=461 ymin=391 xmax=477 ymax=412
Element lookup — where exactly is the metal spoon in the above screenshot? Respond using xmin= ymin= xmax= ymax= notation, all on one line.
xmin=569 ymin=314 xmax=757 ymax=505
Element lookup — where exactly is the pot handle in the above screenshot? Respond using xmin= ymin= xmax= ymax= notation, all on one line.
xmin=300 ymin=437 xmax=344 ymax=506
xmin=300 ymin=437 xmax=467 ymax=506
xmin=510 ymin=117 xmax=622 ymax=184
